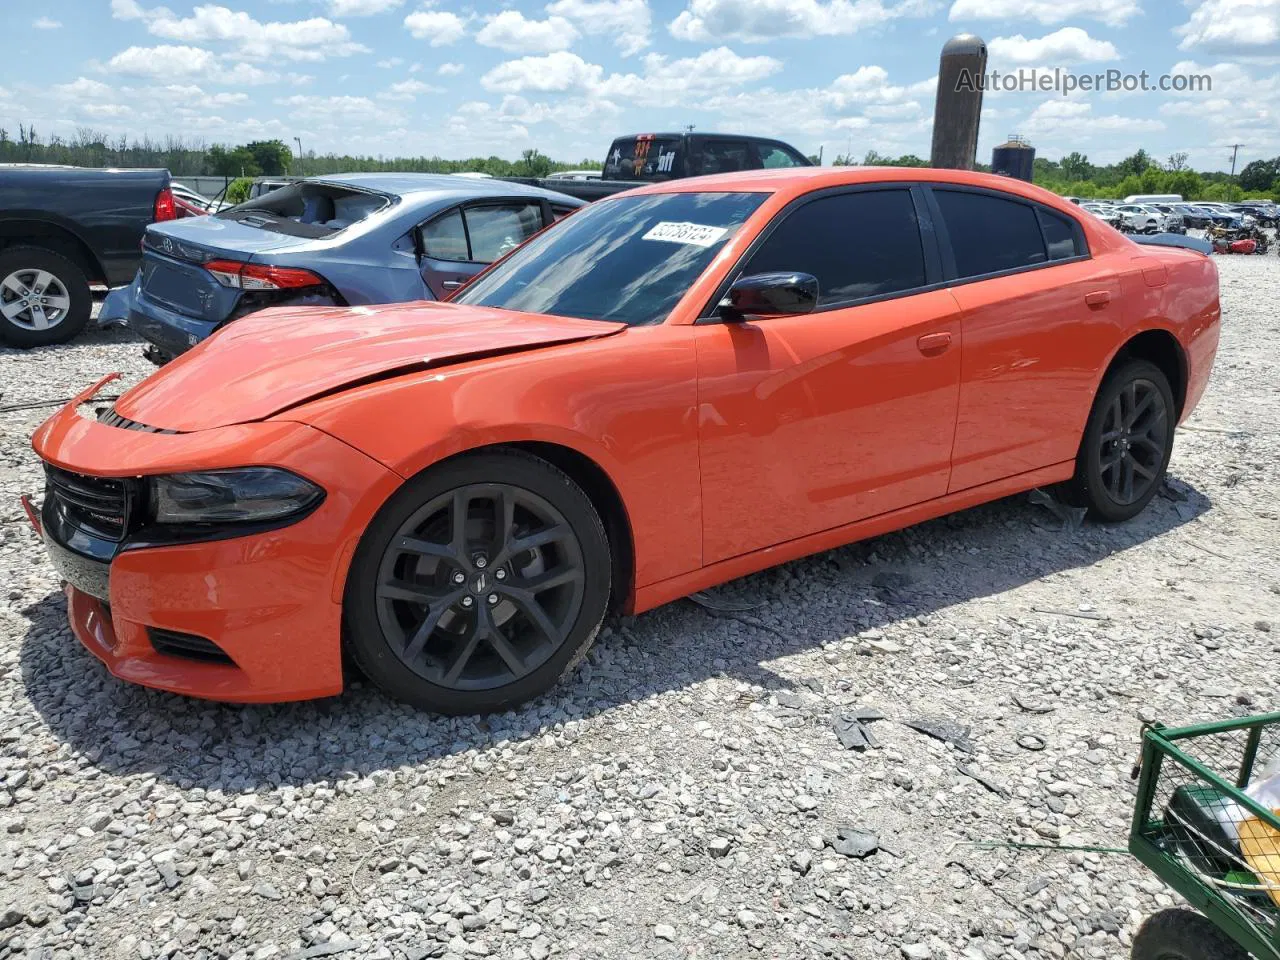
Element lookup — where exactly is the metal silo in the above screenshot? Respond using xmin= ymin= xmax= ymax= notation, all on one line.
xmin=992 ymin=135 xmax=1036 ymax=182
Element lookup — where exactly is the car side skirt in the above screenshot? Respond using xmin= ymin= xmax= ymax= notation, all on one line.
xmin=632 ymin=459 xmax=1076 ymax=614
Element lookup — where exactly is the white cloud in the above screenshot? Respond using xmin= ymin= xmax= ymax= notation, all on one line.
xmin=105 ymin=45 xmax=279 ymax=85
xmin=53 ymin=77 xmax=117 ymax=99
xmin=988 ymin=27 xmax=1119 ymax=65
xmin=477 ymin=10 xmax=579 ymax=53
xmin=438 ymin=61 xmax=465 ymax=75
xmin=824 ymin=64 xmax=935 ymax=109
xmin=403 ymin=6 xmax=468 ymax=44
xmin=1175 ymin=0 xmax=1280 ymax=54
xmin=106 ymin=3 xmax=367 ymax=63
xmin=378 ymin=78 xmax=445 ymax=99
xmin=275 ymin=94 xmax=380 ymax=118
xmin=479 ymin=46 xmax=780 ymax=105
xmin=948 ymin=0 xmax=1139 ymax=27
xmin=482 ymin=51 xmax=603 ymax=93
xmin=1022 ymin=97 xmax=1165 ymax=137
xmin=328 ymin=0 xmax=403 ymax=15
xmin=547 ymin=0 xmax=651 ymax=56
xmin=33 ymin=17 xmax=62 ymax=29
xmin=377 ymin=56 xmax=404 ymax=68
xmin=669 ymin=0 xmax=931 ymax=43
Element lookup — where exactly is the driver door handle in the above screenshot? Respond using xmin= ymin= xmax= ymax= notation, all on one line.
xmin=916 ymin=331 xmax=953 ymax=355
xmin=441 ymin=280 xmax=464 ymax=291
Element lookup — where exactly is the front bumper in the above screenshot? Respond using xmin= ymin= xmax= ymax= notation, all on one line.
xmin=30 ymin=386 xmax=402 ymax=703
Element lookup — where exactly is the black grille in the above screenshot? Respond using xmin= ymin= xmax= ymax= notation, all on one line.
xmin=98 ymin=406 xmax=176 ymax=434
xmin=149 ymin=628 xmax=235 ymax=665
xmin=45 ymin=465 xmax=130 ymax=541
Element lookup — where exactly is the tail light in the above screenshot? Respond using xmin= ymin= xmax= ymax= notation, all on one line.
xmin=203 ymin=259 xmax=324 ymax=290
xmin=154 ymin=187 xmax=177 ymax=223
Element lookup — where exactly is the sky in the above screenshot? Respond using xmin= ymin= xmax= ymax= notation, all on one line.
xmin=0 ymin=0 xmax=1277 ymax=171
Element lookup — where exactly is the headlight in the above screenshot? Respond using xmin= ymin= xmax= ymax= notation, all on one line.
xmin=150 ymin=468 xmax=323 ymax=525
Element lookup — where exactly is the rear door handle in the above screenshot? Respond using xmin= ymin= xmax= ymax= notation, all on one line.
xmin=1085 ymin=290 xmax=1111 ymax=306
xmin=916 ymin=331 xmax=952 ymax=355
xmin=441 ymin=280 xmax=464 ymax=290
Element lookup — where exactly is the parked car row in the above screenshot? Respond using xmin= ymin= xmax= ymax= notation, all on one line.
xmin=1072 ymin=195 xmax=1278 ymax=236
xmin=27 ymin=161 xmax=1222 ymax=714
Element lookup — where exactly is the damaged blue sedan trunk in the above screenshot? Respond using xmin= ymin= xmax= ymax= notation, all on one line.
xmin=101 ymin=173 xmax=584 ymax=363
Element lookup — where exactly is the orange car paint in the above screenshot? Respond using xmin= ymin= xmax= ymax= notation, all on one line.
xmin=31 ymin=166 xmax=1221 ymax=703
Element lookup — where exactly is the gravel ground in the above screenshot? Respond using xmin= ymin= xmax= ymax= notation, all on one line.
xmin=1 ymin=253 xmax=1278 ymax=960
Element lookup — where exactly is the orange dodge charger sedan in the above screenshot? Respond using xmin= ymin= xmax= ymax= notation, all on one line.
xmin=30 ymin=167 xmax=1220 ymax=713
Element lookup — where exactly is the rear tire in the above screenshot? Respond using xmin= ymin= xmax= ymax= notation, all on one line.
xmin=344 ymin=449 xmax=611 ymax=714
xmin=0 ymin=246 xmax=92 ymax=347
xmin=1070 ymin=358 xmax=1175 ymax=522
xmin=1131 ymin=909 xmax=1249 ymax=960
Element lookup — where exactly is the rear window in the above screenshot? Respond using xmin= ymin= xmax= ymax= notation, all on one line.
xmin=218 ymin=182 xmax=389 ymax=238
xmin=934 ymin=190 xmax=1047 ymax=279
xmin=603 ymin=136 xmax=682 ymax=181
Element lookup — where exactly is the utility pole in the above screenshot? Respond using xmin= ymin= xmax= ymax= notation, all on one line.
xmin=294 ymin=136 xmax=304 ymax=176
xmin=1228 ymin=143 xmax=1244 ymax=179
xmin=684 ymin=124 xmax=695 ymax=134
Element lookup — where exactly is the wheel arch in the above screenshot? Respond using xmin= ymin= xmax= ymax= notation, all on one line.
xmin=344 ymin=438 xmax=638 ymax=616
xmin=1103 ymin=327 xmax=1188 ymax=419
xmin=0 ymin=217 xmax=108 ymax=285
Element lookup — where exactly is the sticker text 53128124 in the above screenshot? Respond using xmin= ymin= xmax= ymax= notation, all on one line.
xmin=642 ymin=221 xmax=730 ymax=248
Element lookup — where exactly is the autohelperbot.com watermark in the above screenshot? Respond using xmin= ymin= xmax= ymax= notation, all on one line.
xmin=956 ymin=68 xmax=1213 ymax=96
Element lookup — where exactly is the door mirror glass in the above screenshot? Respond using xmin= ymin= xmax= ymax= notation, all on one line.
xmin=721 ymin=272 xmax=819 ymax=320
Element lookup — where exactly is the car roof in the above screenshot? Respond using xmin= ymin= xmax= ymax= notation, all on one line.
xmin=309 ymin=172 xmax=578 ymax=203
xmin=623 ymin=165 xmax=1079 ymax=206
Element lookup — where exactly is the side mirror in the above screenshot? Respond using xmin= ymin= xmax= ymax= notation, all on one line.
xmin=719 ymin=272 xmax=819 ymax=321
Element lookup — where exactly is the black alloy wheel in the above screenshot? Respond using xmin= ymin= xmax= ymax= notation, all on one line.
xmin=345 ymin=450 xmax=610 ymax=714
xmin=1071 ymin=358 xmax=1176 ymax=522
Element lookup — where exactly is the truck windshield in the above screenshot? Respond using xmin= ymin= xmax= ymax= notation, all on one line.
xmin=453 ymin=192 xmax=768 ymax=326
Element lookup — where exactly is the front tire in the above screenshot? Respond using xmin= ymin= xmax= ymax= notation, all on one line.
xmin=1070 ymin=358 xmax=1175 ymax=522
xmin=1131 ymin=909 xmax=1248 ymax=960
xmin=344 ymin=450 xmax=611 ymax=714
xmin=0 ymin=246 xmax=92 ymax=347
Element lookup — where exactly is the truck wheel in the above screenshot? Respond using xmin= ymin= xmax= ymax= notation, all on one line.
xmin=0 ymin=246 xmax=92 ymax=348
xmin=1131 ymin=909 xmax=1248 ymax=960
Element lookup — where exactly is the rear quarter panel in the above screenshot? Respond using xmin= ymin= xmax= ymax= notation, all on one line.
xmin=1114 ymin=249 xmax=1220 ymax=421
xmin=282 ymin=326 xmax=703 ymax=595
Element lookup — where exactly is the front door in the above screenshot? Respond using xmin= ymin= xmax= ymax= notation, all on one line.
xmin=694 ymin=187 xmax=964 ymax=564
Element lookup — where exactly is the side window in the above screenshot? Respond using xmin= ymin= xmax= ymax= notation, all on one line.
xmin=743 ymin=190 xmax=927 ymax=307
xmin=933 ymin=190 xmax=1046 ymax=278
xmin=550 ymin=204 xmax=577 ymax=222
xmin=699 ymin=140 xmax=753 ymax=175
xmin=422 ymin=208 xmax=468 ymax=261
xmin=758 ymin=145 xmax=803 ymax=168
xmin=465 ymin=203 xmax=543 ymax=263
xmin=1037 ymin=208 xmax=1080 ymax=260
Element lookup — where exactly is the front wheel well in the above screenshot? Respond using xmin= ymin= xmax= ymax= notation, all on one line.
xmin=504 ymin=441 xmax=635 ymax=615
xmin=1106 ymin=329 xmax=1188 ymax=419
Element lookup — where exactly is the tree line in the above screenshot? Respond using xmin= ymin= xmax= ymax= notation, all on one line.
xmin=3 ymin=126 xmax=1277 ymax=203
xmin=0 ymin=128 xmax=595 ymax=182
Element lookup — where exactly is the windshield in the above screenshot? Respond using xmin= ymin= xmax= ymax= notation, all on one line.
xmin=453 ymin=192 xmax=768 ymax=326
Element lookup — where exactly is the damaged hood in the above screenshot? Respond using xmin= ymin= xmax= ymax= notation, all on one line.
xmin=114 ymin=301 xmax=626 ymax=432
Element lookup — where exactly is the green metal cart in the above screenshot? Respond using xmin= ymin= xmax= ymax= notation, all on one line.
xmin=1130 ymin=712 xmax=1280 ymax=960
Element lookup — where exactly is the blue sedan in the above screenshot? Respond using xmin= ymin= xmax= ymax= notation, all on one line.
xmin=101 ymin=173 xmax=585 ymax=363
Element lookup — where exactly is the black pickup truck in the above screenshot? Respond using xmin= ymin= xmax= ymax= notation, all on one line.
xmin=503 ymin=132 xmax=812 ymax=201
xmin=0 ymin=165 xmax=175 ymax=347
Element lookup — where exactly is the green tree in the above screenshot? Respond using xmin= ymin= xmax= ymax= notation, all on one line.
xmin=1165 ymin=170 xmax=1204 ymax=200
xmin=1166 ymin=151 xmax=1190 ymax=172
xmin=1059 ymin=151 xmax=1092 ymax=182
xmin=1117 ymin=149 xmax=1153 ymax=178
xmin=225 ymin=177 xmax=254 ymax=204
xmin=520 ymin=148 xmax=552 ymax=177
xmin=1239 ymin=157 xmax=1280 ymax=192
xmin=243 ymin=139 xmax=292 ymax=175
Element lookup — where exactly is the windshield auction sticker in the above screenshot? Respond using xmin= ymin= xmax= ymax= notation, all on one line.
xmin=642 ymin=221 xmax=729 ymax=248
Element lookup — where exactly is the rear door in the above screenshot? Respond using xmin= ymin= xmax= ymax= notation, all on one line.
xmin=929 ymin=187 xmax=1123 ymax=492
xmin=418 ymin=200 xmax=546 ymax=298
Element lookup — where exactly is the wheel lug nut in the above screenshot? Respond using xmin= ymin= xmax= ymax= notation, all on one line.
xmin=495 ymin=569 xmax=506 ymax=580
xmin=487 ymin=593 xmax=499 ymax=605
xmin=474 ymin=556 xmax=488 ymax=569
xmin=460 ymin=596 xmax=474 ymax=608
xmin=452 ymin=571 xmax=465 ymax=584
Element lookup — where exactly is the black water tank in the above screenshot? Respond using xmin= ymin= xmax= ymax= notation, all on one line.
xmin=992 ymin=137 xmax=1035 ymax=181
